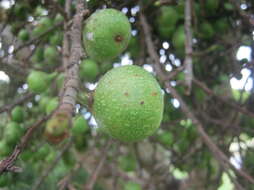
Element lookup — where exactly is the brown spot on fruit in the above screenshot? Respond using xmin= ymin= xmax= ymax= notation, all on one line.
xmin=124 ymin=92 xmax=129 ymax=96
xmin=152 ymin=92 xmax=158 ymax=96
xmin=115 ymin=35 xmax=123 ymax=42
xmin=140 ymin=101 xmax=144 ymax=105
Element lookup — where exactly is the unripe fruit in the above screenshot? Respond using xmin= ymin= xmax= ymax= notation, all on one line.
xmin=46 ymin=97 xmax=59 ymax=114
xmin=79 ymin=59 xmax=99 ymax=82
xmin=4 ymin=122 xmax=23 ymax=145
xmin=156 ymin=6 xmax=179 ymax=39
xmin=0 ymin=141 xmax=11 ymax=157
xmin=157 ymin=131 xmax=173 ymax=146
xmin=39 ymin=95 xmax=50 ymax=112
xmin=124 ymin=182 xmax=142 ymax=190
xmin=44 ymin=46 xmax=58 ymax=62
xmin=45 ymin=112 xmax=69 ymax=143
xmin=83 ymin=9 xmax=131 ymax=62
xmin=27 ymin=71 xmax=56 ymax=94
xmin=200 ymin=22 xmax=215 ymax=40
xmin=11 ymin=106 xmax=24 ymax=123
xmin=49 ymin=32 xmax=63 ymax=46
xmin=18 ymin=29 xmax=29 ymax=41
xmin=93 ymin=65 xmax=164 ymax=142
xmin=31 ymin=46 xmax=44 ymax=63
xmin=172 ymin=26 xmax=185 ymax=50
xmin=72 ymin=115 xmax=89 ymax=135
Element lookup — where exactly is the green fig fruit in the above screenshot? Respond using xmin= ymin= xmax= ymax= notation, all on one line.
xmin=156 ymin=6 xmax=179 ymax=39
xmin=46 ymin=97 xmax=59 ymax=114
xmin=118 ymin=154 xmax=137 ymax=172
xmin=4 ymin=122 xmax=23 ymax=145
xmin=18 ymin=29 xmax=29 ymax=41
xmin=39 ymin=95 xmax=51 ymax=112
xmin=0 ymin=141 xmax=11 ymax=157
xmin=200 ymin=22 xmax=215 ymax=40
xmin=44 ymin=46 xmax=58 ymax=62
xmin=83 ymin=8 xmax=131 ymax=62
xmin=56 ymin=73 xmax=65 ymax=90
xmin=79 ymin=59 xmax=99 ymax=82
xmin=11 ymin=106 xmax=24 ymax=123
xmin=0 ymin=174 xmax=11 ymax=187
xmin=124 ymin=182 xmax=142 ymax=190
xmin=31 ymin=46 xmax=44 ymax=63
xmin=157 ymin=131 xmax=173 ymax=146
xmin=205 ymin=0 xmax=219 ymax=15
xmin=93 ymin=65 xmax=164 ymax=142
xmin=45 ymin=112 xmax=69 ymax=143
xmin=172 ymin=26 xmax=185 ymax=57
xmin=127 ymin=36 xmax=140 ymax=58
xmin=72 ymin=115 xmax=89 ymax=135
xmin=49 ymin=32 xmax=63 ymax=46
xmin=27 ymin=71 xmax=56 ymax=94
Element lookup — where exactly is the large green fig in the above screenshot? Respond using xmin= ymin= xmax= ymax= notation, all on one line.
xmin=27 ymin=71 xmax=56 ymax=94
xmin=93 ymin=65 xmax=164 ymax=142
xmin=83 ymin=9 xmax=131 ymax=62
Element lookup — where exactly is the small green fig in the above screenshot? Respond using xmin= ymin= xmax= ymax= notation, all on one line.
xmin=72 ymin=115 xmax=89 ymax=135
xmin=4 ymin=122 xmax=23 ymax=145
xmin=27 ymin=71 xmax=56 ymax=94
xmin=39 ymin=95 xmax=51 ymax=112
xmin=199 ymin=22 xmax=215 ymax=40
xmin=18 ymin=29 xmax=29 ymax=41
xmin=11 ymin=106 xmax=24 ymax=123
xmin=83 ymin=8 xmax=131 ymax=62
xmin=49 ymin=32 xmax=63 ymax=46
xmin=31 ymin=46 xmax=44 ymax=63
xmin=0 ymin=141 xmax=11 ymax=157
xmin=124 ymin=182 xmax=142 ymax=190
xmin=44 ymin=46 xmax=58 ymax=62
xmin=156 ymin=6 xmax=179 ymax=39
xmin=79 ymin=59 xmax=99 ymax=82
xmin=45 ymin=112 xmax=69 ymax=143
xmin=93 ymin=65 xmax=164 ymax=142
xmin=46 ymin=97 xmax=59 ymax=114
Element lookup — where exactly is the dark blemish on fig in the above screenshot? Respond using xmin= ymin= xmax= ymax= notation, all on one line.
xmin=124 ymin=92 xmax=129 ymax=96
xmin=152 ymin=92 xmax=158 ymax=96
xmin=140 ymin=101 xmax=144 ymax=105
xmin=115 ymin=35 xmax=123 ymax=42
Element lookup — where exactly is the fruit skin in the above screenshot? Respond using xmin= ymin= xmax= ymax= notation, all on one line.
xmin=18 ymin=29 xmax=29 ymax=41
xmin=93 ymin=65 xmax=164 ymax=142
xmin=11 ymin=106 xmax=24 ymax=123
xmin=79 ymin=59 xmax=99 ymax=82
xmin=72 ymin=115 xmax=89 ymax=135
xmin=83 ymin=8 xmax=131 ymax=62
xmin=44 ymin=46 xmax=58 ymax=62
xmin=4 ymin=122 xmax=23 ymax=145
xmin=46 ymin=98 xmax=59 ymax=114
xmin=172 ymin=26 xmax=185 ymax=57
xmin=124 ymin=182 xmax=142 ymax=190
xmin=27 ymin=71 xmax=56 ymax=94
xmin=45 ymin=112 xmax=69 ymax=143
xmin=156 ymin=6 xmax=179 ymax=39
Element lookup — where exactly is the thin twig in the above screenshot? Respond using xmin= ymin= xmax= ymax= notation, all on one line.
xmin=84 ymin=140 xmax=112 ymax=190
xmin=165 ymin=83 xmax=254 ymax=185
xmin=0 ymin=114 xmax=52 ymax=174
xmin=0 ymin=93 xmax=34 ymax=114
xmin=184 ymin=0 xmax=193 ymax=94
xmin=31 ymin=138 xmax=73 ymax=190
